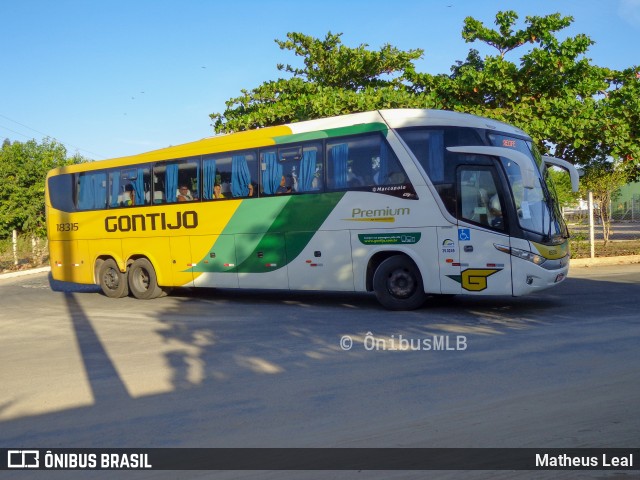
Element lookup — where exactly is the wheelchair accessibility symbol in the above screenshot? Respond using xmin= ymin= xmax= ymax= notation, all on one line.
xmin=458 ymin=228 xmax=471 ymax=241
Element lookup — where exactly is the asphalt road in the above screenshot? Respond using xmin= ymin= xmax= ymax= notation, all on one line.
xmin=1 ymin=264 xmax=639 ymax=479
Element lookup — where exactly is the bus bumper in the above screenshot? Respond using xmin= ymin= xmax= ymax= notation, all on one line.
xmin=511 ymin=257 xmax=569 ymax=296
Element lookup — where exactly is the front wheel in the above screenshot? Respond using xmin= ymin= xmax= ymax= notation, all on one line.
xmin=128 ymin=258 xmax=164 ymax=299
xmin=98 ymin=258 xmax=129 ymax=298
xmin=373 ymin=255 xmax=426 ymax=310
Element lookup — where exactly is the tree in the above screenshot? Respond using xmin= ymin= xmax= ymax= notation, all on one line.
xmin=210 ymin=32 xmax=425 ymax=133
xmin=439 ymin=12 xmax=640 ymax=231
xmin=210 ymin=12 xmax=640 ymax=183
xmin=422 ymin=12 xmax=629 ymax=167
xmin=0 ymin=138 xmax=86 ymax=238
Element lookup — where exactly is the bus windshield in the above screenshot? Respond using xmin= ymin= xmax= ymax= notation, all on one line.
xmin=488 ymin=134 xmax=568 ymax=241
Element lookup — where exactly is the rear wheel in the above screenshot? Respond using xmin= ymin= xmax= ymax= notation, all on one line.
xmin=373 ymin=255 xmax=426 ymax=310
xmin=128 ymin=258 xmax=164 ymax=299
xmin=98 ymin=258 xmax=128 ymax=298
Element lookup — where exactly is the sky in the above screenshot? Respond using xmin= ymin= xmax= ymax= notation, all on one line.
xmin=1 ymin=0 xmax=638 ymax=160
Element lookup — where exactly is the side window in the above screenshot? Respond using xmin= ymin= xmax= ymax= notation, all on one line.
xmin=202 ymin=151 xmax=257 ymax=200
xmin=154 ymin=159 xmax=199 ymax=204
xmin=458 ymin=167 xmax=505 ymax=230
xmin=108 ymin=167 xmax=151 ymax=207
xmin=398 ymin=129 xmax=445 ymax=183
xmin=260 ymin=149 xmax=291 ymax=195
xmin=76 ymin=171 xmax=107 ymax=210
xmin=398 ymin=127 xmax=485 ymax=216
xmin=48 ymin=174 xmax=76 ymax=212
xmin=278 ymin=145 xmax=301 ymax=194
xmin=260 ymin=142 xmax=323 ymax=195
xmin=326 ymin=134 xmax=408 ymax=191
xmin=300 ymin=143 xmax=323 ymax=192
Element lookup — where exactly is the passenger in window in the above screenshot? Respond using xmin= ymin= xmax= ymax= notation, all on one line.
xmin=276 ymin=175 xmax=291 ymax=195
xmin=177 ymin=185 xmax=194 ymax=202
xmin=213 ymin=184 xmax=226 ymax=199
xmin=124 ymin=184 xmax=135 ymax=206
xmin=247 ymin=183 xmax=254 ymax=197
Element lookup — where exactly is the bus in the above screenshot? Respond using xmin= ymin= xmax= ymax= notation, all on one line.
xmin=45 ymin=109 xmax=579 ymax=310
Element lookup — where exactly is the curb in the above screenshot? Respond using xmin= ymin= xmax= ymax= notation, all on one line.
xmin=570 ymin=255 xmax=640 ymax=268
xmin=0 ymin=266 xmax=51 ymax=280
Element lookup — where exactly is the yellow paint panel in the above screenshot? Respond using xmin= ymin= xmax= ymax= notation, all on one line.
xmin=50 ymin=201 xmax=244 ymax=286
xmin=49 ymin=240 xmax=92 ymax=284
xmin=53 ymin=125 xmax=293 ymax=175
xmin=531 ymin=240 xmax=569 ymax=260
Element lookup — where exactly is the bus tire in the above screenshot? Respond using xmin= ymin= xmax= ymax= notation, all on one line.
xmin=128 ymin=258 xmax=163 ymax=300
xmin=373 ymin=255 xmax=426 ymax=310
xmin=98 ymin=258 xmax=129 ymax=298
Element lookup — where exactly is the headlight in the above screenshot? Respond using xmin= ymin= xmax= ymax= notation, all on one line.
xmin=512 ymin=247 xmax=546 ymax=265
xmin=494 ymin=244 xmax=546 ymax=266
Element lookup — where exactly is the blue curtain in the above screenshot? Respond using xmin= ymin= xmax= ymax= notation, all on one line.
xmin=428 ymin=131 xmax=445 ymax=183
xmin=330 ymin=144 xmax=348 ymax=189
xmin=203 ymin=159 xmax=216 ymax=200
xmin=78 ymin=172 xmax=106 ymax=210
xmin=299 ymin=150 xmax=316 ymax=192
xmin=134 ymin=169 xmax=145 ymax=205
xmin=110 ymin=173 xmax=120 ymax=207
xmin=261 ymin=151 xmax=281 ymax=195
xmin=165 ymin=164 xmax=179 ymax=202
xmin=231 ymin=155 xmax=251 ymax=197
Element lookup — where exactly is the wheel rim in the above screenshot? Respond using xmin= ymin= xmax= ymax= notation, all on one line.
xmin=133 ymin=267 xmax=151 ymax=292
xmin=387 ymin=268 xmax=417 ymax=299
xmin=103 ymin=267 xmax=121 ymax=291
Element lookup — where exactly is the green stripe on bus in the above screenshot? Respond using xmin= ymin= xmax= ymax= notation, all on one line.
xmin=192 ymin=192 xmax=344 ymax=274
xmin=235 ymin=192 xmax=344 ymax=273
xmin=192 ymin=197 xmax=289 ymax=273
xmin=272 ymin=123 xmax=388 ymax=144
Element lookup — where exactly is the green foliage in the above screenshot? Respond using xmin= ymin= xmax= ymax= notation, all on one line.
xmin=0 ymin=138 xmax=86 ymax=237
xmin=210 ymin=32 xmax=425 ymax=133
xmin=461 ymin=11 xmax=573 ymax=58
xmin=274 ymin=32 xmax=423 ymax=90
xmin=210 ymin=11 xmax=640 ymax=189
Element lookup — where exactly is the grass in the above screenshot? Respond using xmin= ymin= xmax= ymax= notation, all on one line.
xmin=570 ymin=238 xmax=640 ymax=259
xmin=568 ymin=224 xmax=640 ymax=258
xmin=0 ymin=236 xmax=49 ymax=272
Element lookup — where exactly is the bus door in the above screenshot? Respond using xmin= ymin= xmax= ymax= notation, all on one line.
xmin=455 ymin=165 xmax=513 ymax=295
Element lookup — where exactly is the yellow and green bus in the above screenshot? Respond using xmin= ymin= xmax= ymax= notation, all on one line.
xmin=45 ymin=109 xmax=579 ymax=309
